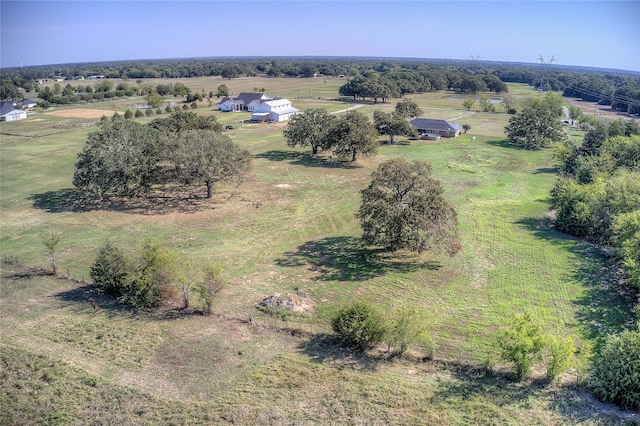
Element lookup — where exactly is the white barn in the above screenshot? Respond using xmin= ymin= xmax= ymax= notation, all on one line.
xmin=251 ymin=98 xmax=299 ymax=122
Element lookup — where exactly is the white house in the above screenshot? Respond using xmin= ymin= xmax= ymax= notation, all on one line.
xmin=0 ymin=101 xmax=27 ymax=122
xmin=251 ymin=98 xmax=299 ymax=122
xmin=217 ymin=92 xmax=270 ymax=112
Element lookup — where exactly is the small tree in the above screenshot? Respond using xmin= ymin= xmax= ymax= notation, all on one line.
xmin=120 ymin=242 xmax=178 ymax=310
xmin=90 ymin=241 xmax=128 ymax=296
xmin=546 ymin=335 xmax=574 ymax=382
xmin=497 ymin=312 xmax=545 ymax=379
xmin=146 ymin=93 xmax=164 ymax=109
xmin=216 ymin=84 xmax=229 ymax=98
xmin=462 ymin=98 xmax=476 ymax=111
xmin=40 ymin=230 xmax=61 ymax=275
xmin=134 ymin=109 xmax=144 ymax=118
xmin=331 ymin=301 xmax=387 ymax=351
xmin=462 ymin=124 xmax=471 ymax=134
xmin=388 ymin=307 xmax=427 ymax=355
xmin=124 ymin=108 xmax=133 ymax=119
xmin=196 ymin=264 xmax=225 ymax=316
xmin=373 ymin=110 xmax=417 ymax=144
xmin=395 ymin=98 xmax=422 ymax=118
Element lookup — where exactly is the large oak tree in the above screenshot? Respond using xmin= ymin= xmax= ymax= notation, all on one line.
xmin=358 ymin=158 xmax=460 ymax=254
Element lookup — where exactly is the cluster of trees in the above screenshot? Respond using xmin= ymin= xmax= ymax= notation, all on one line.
xmin=31 ymin=80 xmax=200 ymax=107
xmin=284 ymin=99 xmax=422 ymax=161
xmin=91 ymin=240 xmax=224 ymax=313
xmin=284 ymin=108 xmax=378 ymax=161
xmin=551 ymin=120 xmax=640 ymax=291
xmin=338 ymin=72 xmax=509 ymax=104
xmin=73 ymin=110 xmax=251 ymax=201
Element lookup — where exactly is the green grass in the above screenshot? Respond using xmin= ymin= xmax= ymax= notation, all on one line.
xmin=1 ymin=80 xmax=637 ymax=423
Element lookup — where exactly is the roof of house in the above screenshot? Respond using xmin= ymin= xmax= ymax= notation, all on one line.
xmin=16 ymin=99 xmax=36 ymax=106
xmin=0 ymin=101 xmax=18 ymax=116
xmin=409 ymin=118 xmax=462 ymax=132
xmin=235 ymin=92 xmax=270 ymax=104
xmin=262 ymin=99 xmax=292 ymax=108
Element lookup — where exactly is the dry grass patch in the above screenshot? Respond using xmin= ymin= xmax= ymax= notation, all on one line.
xmin=46 ymin=108 xmax=115 ymax=118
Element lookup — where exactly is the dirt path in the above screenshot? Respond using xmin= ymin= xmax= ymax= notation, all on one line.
xmin=330 ymin=104 xmax=364 ymax=114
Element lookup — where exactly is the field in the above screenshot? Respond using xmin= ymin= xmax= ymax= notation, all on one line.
xmin=1 ymin=78 xmax=638 ymax=424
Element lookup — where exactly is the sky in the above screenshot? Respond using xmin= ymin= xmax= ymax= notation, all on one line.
xmin=1 ymin=0 xmax=639 ymax=72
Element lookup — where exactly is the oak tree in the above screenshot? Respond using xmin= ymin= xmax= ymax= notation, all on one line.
xmin=358 ymin=158 xmax=460 ymax=254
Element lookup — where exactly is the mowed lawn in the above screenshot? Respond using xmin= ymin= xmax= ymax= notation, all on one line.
xmin=1 ymin=80 xmax=637 ymax=424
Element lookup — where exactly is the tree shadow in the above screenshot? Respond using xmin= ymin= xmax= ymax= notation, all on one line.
xmin=485 ymin=139 xmax=528 ymax=150
xmin=255 ymin=150 xmax=360 ymax=169
xmin=533 ymin=167 xmax=558 ymax=174
xmin=298 ymin=333 xmax=385 ymax=371
xmin=516 ymin=217 xmax=637 ymax=345
xmin=29 ymin=186 xmax=213 ymax=215
xmin=276 ymin=236 xmax=441 ymax=282
xmin=54 ymin=283 xmax=132 ymax=316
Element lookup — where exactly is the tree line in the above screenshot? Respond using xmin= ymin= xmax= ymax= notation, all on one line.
xmin=3 ymin=58 xmax=638 ymax=116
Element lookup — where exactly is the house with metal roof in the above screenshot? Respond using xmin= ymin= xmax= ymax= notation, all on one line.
xmin=16 ymin=98 xmax=37 ymax=109
xmin=409 ymin=118 xmax=462 ymax=138
xmin=0 ymin=101 xmax=27 ymax=122
xmin=217 ymin=92 xmax=270 ymax=112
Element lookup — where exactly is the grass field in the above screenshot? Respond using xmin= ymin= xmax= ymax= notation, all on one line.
xmin=1 ymin=79 xmax=638 ymax=424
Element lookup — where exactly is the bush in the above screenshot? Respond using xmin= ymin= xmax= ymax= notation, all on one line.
xmin=497 ymin=312 xmax=545 ymax=379
xmin=590 ymin=328 xmax=640 ymax=410
xmin=331 ymin=301 xmax=387 ymax=351
xmin=134 ymin=109 xmax=144 ymax=118
xmin=546 ymin=335 xmax=574 ymax=382
xmin=90 ymin=242 xmax=128 ymax=296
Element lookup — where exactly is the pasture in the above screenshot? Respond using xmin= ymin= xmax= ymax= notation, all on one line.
xmin=1 ymin=78 xmax=637 ymax=424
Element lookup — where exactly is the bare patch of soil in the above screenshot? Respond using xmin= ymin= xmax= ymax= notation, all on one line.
xmin=564 ymin=97 xmax=639 ymax=122
xmin=46 ymin=108 xmax=114 ymax=119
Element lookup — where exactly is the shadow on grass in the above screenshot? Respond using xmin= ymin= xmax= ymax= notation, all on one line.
xmin=533 ymin=167 xmax=559 ymax=174
xmin=54 ymin=283 xmax=132 ymax=316
xmin=485 ymin=139 xmax=528 ymax=150
xmin=516 ymin=216 xmax=637 ymax=345
xmin=298 ymin=333 xmax=385 ymax=371
xmin=29 ymin=186 xmax=214 ymax=215
xmin=276 ymin=236 xmax=441 ymax=282
xmin=255 ymin=150 xmax=360 ymax=169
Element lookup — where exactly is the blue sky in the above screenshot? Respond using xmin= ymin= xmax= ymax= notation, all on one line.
xmin=1 ymin=1 xmax=639 ymax=72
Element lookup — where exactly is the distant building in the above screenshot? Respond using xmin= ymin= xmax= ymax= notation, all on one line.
xmin=0 ymin=101 xmax=28 ymax=121
xmin=218 ymin=92 xmax=299 ymax=122
xmin=409 ymin=118 xmax=462 ymax=138
xmin=16 ymin=99 xmax=37 ymax=109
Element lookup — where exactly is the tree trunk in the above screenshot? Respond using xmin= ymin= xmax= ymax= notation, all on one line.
xmin=389 ymin=134 xmax=395 ymax=145
xmin=312 ymin=145 xmax=318 ymax=155
xmin=206 ymin=181 xmax=213 ymax=198
xmin=351 ymin=150 xmax=357 ymax=162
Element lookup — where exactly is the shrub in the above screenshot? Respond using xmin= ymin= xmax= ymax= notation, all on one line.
xmin=196 ymin=264 xmax=225 ymax=316
xmin=90 ymin=241 xmax=128 ymax=296
xmin=134 ymin=109 xmax=144 ymax=118
xmin=546 ymin=335 xmax=574 ymax=382
xmin=331 ymin=301 xmax=387 ymax=351
xmin=497 ymin=312 xmax=545 ymax=379
xmin=388 ymin=307 xmax=427 ymax=355
xmin=590 ymin=328 xmax=640 ymax=410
